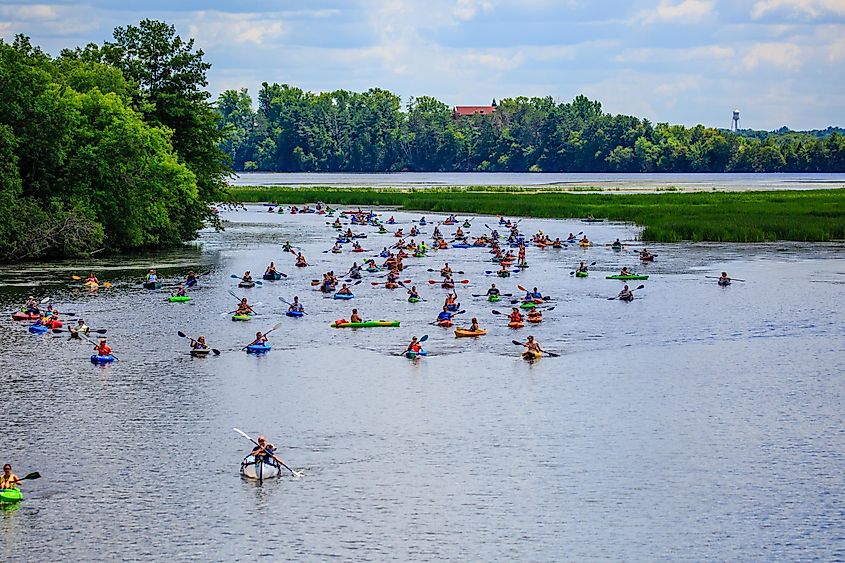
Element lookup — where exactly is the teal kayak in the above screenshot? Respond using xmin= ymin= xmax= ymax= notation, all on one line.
xmin=0 ymin=489 xmax=22 ymax=503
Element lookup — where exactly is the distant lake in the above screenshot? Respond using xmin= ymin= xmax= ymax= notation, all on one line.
xmin=231 ymin=172 xmax=845 ymax=191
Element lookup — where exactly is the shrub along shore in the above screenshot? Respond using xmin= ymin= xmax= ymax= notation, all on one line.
xmin=226 ymin=186 xmax=845 ymax=243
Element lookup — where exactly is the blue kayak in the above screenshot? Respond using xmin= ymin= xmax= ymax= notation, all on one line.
xmin=246 ymin=344 xmax=272 ymax=354
xmin=286 ymin=310 xmax=304 ymax=317
xmin=452 ymin=243 xmax=471 ymax=248
xmin=334 ymin=293 xmax=354 ymax=300
xmin=29 ymin=325 xmax=49 ymax=334
xmin=90 ymin=354 xmax=116 ymax=364
xmin=405 ymin=348 xmax=427 ymax=359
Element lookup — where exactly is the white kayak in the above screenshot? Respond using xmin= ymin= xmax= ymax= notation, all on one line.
xmin=240 ymin=455 xmax=282 ymax=481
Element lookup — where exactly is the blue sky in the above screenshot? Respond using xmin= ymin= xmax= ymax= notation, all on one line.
xmin=2 ymin=0 xmax=844 ymax=129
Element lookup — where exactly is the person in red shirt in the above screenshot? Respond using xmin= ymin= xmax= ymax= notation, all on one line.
xmin=94 ymin=338 xmax=112 ymax=356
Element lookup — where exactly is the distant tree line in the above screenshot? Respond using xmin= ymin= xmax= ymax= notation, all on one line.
xmin=217 ymin=85 xmax=845 ymax=173
xmin=0 ymin=20 xmax=228 ymax=262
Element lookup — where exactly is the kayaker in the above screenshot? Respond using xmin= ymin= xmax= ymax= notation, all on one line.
xmin=407 ymin=286 xmax=420 ymax=300
xmin=379 ymin=247 xmax=389 ymax=258
xmin=617 ymin=285 xmax=634 ymax=301
xmin=619 ymin=267 xmax=631 ymax=276
xmin=145 ymin=269 xmax=158 ymax=282
xmin=419 ymin=216 xmax=427 ymax=224
xmin=509 ymin=308 xmax=524 ymax=324
xmin=440 ymin=263 xmax=453 ymax=276
xmin=265 ymin=262 xmax=277 ymax=275
xmin=349 ymin=262 xmax=362 ymax=278
xmin=529 ymin=287 xmax=543 ymax=299
xmin=337 ymin=284 xmax=353 ymax=296
xmin=295 ymin=253 xmax=308 ymax=267
xmin=580 ymin=235 xmax=590 ymax=245
xmin=442 ymin=275 xmax=455 ymax=289
xmin=172 ymin=284 xmax=188 ymax=297
xmin=345 ymin=228 xmax=354 ymax=239
xmin=437 ymin=307 xmax=453 ymax=322
xmin=185 ymin=271 xmax=198 ymax=287
xmin=1 ymin=464 xmax=21 ymax=490
xmin=331 ymin=242 xmax=343 ymax=253
xmin=94 ymin=338 xmax=112 ymax=356
xmin=86 ymin=272 xmax=99 ymax=285
xmin=444 ymin=292 xmax=458 ymax=311
xmin=289 ymin=296 xmax=304 ymax=312
xmin=283 ymin=241 xmax=294 ymax=252
xmin=497 ymin=263 xmax=510 ymax=277
xmin=520 ymin=335 xmax=544 ymax=355
xmin=469 ymin=317 xmax=481 ymax=332
xmin=485 ymin=283 xmax=500 ymax=296
xmin=409 ymin=226 xmax=419 ymax=237
xmin=527 ymin=309 xmax=543 ymax=322
xmin=432 ymin=226 xmax=442 ymax=238
xmin=394 ymin=228 xmax=403 ymax=237
xmin=236 ymin=298 xmax=254 ymax=315
xmin=44 ymin=312 xmax=61 ymax=329
xmin=454 ymin=227 xmax=464 ymax=239
xmin=576 ymin=261 xmax=589 ymax=273
xmin=552 ymin=237 xmax=562 ymax=247
xmin=517 ymin=244 xmax=526 ymax=266
xmin=23 ymin=296 xmax=39 ymax=315
xmin=640 ymin=248 xmax=653 ymax=260
xmin=350 ymin=309 xmax=363 ymax=323
xmin=404 ymin=337 xmax=422 ymax=355
xmin=242 ymin=271 xmax=253 ymax=283
xmin=249 ymin=332 xmax=268 ymax=346
xmin=352 ymin=241 xmax=362 ymax=251
xmin=418 ymin=241 xmax=428 ymax=253
xmin=566 ymin=232 xmax=576 ymax=242
xmin=718 ymin=272 xmax=731 ymax=284
xmin=191 ymin=335 xmax=209 ymax=350
xmin=250 ymin=436 xmax=288 ymax=467
xmin=69 ymin=319 xmax=89 ymax=339
xmin=612 ymin=238 xmax=623 ymax=249
xmin=387 ymin=216 xmax=396 ymax=224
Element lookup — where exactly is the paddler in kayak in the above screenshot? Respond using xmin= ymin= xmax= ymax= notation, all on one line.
xmin=348 ymin=262 xmax=362 ymax=279
xmin=344 ymin=228 xmax=354 ymax=239
xmin=579 ymin=235 xmax=590 ymax=245
xmin=441 ymin=275 xmax=455 ymax=289
xmin=69 ymin=319 xmax=89 ymax=339
xmin=249 ymin=436 xmax=289 ymax=467
xmin=337 ymin=283 xmax=353 ymax=296
xmin=718 ymin=272 xmax=731 ymax=285
xmin=265 ymin=262 xmax=278 ymax=276
xmin=440 ymin=263 xmax=453 ymax=277
xmin=331 ymin=242 xmax=343 ymax=253
xmin=418 ymin=240 xmax=428 ymax=253
xmin=350 ymin=308 xmax=363 ymax=323
xmin=283 ymin=241 xmax=294 ymax=252
xmin=619 ymin=267 xmax=631 ymax=276
xmin=404 ymin=337 xmax=423 ymax=355
xmin=185 ymin=271 xmax=198 ymax=287
xmin=444 ymin=291 xmax=459 ymax=311
xmin=1 ymin=464 xmax=21 ymax=490
xmin=519 ymin=336 xmax=545 ymax=356
xmin=485 ymin=283 xmax=500 ymax=297
xmin=611 ymin=238 xmax=623 ymax=250
xmin=288 ymin=296 xmax=304 ymax=313
xmin=44 ymin=312 xmax=62 ymax=329
xmin=468 ymin=317 xmax=481 ymax=332
xmin=94 ymin=338 xmax=112 ymax=356
xmin=190 ymin=335 xmax=209 ymax=351
xmin=409 ymin=226 xmax=419 ymax=237
xmin=171 ymin=284 xmax=188 ymax=298
xmin=394 ymin=228 xmax=404 ymax=237
xmin=526 ymin=287 xmax=543 ymax=300
xmin=407 ymin=286 xmax=421 ymax=300
xmin=145 ymin=269 xmax=158 ymax=283
xmin=454 ymin=227 xmax=465 ymax=239
xmin=640 ymin=248 xmax=653 ymax=261
xmin=436 ymin=306 xmax=454 ymax=324
xmin=352 ymin=241 xmax=363 ymax=252
xmin=576 ymin=261 xmax=589 ymax=273
xmin=22 ymin=296 xmax=40 ymax=316
xmin=235 ymin=298 xmax=255 ymax=316
xmin=241 ymin=271 xmax=254 ymax=284
xmin=85 ymin=272 xmax=99 ymax=285
xmin=617 ymin=285 xmax=634 ymax=301
xmin=432 ymin=225 xmax=442 ymax=238
xmin=249 ymin=331 xmax=268 ymax=347
xmin=295 ymin=253 xmax=308 ymax=267
xmin=509 ymin=307 xmax=524 ymax=324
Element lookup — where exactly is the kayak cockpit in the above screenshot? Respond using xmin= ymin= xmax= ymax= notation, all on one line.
xmin=239 ymin=455 xmax=282 ymax=481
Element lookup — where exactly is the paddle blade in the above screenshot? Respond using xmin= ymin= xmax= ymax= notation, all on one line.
xmin=212 ymin=349 xmax=221 ymax=356
xmin=22 ymin=471 xmax=41 ymax=480
xmin=419 ymin=334 xmax=429 ymax=342
xmin=177 ymin=331 xmax=186 ymax=338
xmin=459 ymin=280 xmax=469 ymax=284
xmin=511 ymin=340 xmax=523 ymax=346
xmin=491 ymin=310 xmax=502 ymax=315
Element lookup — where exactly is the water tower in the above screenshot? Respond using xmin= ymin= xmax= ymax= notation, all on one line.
xmin=731 ymin=109 xmax=740 ymax=131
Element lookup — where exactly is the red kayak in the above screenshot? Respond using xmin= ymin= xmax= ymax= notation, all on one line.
xmin=11 ymin=312 xmax=39 ymax=321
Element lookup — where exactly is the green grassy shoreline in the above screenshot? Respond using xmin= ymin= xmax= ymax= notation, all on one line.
xmin=225 ymin=186 xmax=845 ymax=242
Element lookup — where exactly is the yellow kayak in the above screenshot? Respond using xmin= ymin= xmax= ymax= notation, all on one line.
xmin=522 ymin=350 xmax=542 ymax=360
xmin=454 ymin=328 xmax=487 ymax=338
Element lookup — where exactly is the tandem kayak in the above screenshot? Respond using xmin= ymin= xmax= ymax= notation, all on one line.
xmin=231 ymin=314 xmax=252 ymax=321
xmin=11 ymin=312 xmax=39 ymax=321
xmin=168 ymin=295 xmax=192 ymax=302
xmin=240 ymin=455 xmax=281 ymax=481
xmin=455 ymin=328 xmax=486 ymax=337
xmin=90 ymin=354 xmax=116 ymax=364
xmin=285 ymin=310 xmax=304 ymax=318
xmin=0 ymin=489 xmax=23 ymax=503
xmin=333 ymin=293 xmax=355 ymax=300
xmin=29 ymin=325 xmax=49 ymax=334
xmin=405 ymin=348 xmax=427 ymax=359
xmin=575 ymin=271 xmax=589 ymax=278
xmin=330 ymin=320 xmax=400 ymax=328
xmin=143 ymin=281 xmax=162 ymax=290
xmin=246 ymin=343 xmax=272 ymax=354
xmin=606 ymin=274 xmax=649 ymax=280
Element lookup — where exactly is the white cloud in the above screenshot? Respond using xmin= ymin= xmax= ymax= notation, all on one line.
xmin=639 ymin=0 xmax=714 ymax=24
xmin=615 ymin=44 xmax=734 ymax=63
xmin=750 ymin=0 xmax=845 ymax=19
xmin=0 ymin=4 xmax=59 ymax=21
xmin=454 ymin=0 xmax=494 ymax=21
xmin=741 ymin=42 xmax=806 ymax=70
xmin=187 ymin=11 xmax=285 ymax=46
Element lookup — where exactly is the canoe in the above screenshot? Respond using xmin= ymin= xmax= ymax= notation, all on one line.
xmin=240 ymin=455 xmax=282 ymax=481
xmin=246 ymin=343 xmax=272 ymax=353
xmin=168 ymin=295 xmax=191 ymax=302
xmin=11 ymin=312 xmax=39 ymax=321
xmin=143 ymin=281 xmax=162 ymax=290
xmin=488 ymin=295 xmax=501 ymax=302
xmin=606 ymin=274 xmax=649 ymax=280
xmin=231 ymin=314 xmax=252 ymax=321
xmin=455 ymin=328 xmax=486 ymax=337
xmin=190 ymin=349 xmax=211 ymax=357
xmin=286 ymin=310 xmax=304 ymax=317
xmin=522 ymin=350 xmax=543 ymax=360
xmin=405 ymin=348 xmax=427 ymax=359
xmin=263 ymin=272 xmax=282 ymax=280
xmin=238 ymin=281 xmax=255 ymax=288
xmin=408 ymin=297 xmax=421 ymax=303
xmin=333 ymin=293 xmax=355 ymax=300
xmin=331 ymin=320 xmax=400 ymax=328
xmin=29 ymin=325 xmax=49 ymax=334
xmin=90 ymin=354 xmax=116 ymax=364
xmin=0 ymin=489 xmax=23 ymax=503
xmin=575 ymin=271 xmax=589 ymax=278
xmin=508 ymin=321 xmax=524 ymax=329
xmin=520 ymin=302 xmax=536 ymax=309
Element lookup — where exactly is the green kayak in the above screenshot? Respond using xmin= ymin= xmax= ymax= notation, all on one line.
xmin=331 ymin=320 xmax=400 ymax=328
xmin=488 ymin=295 xmax=501 ymax=302
xmin=606 ymin=274 xmax=649 ymax=280
xmin=520 ymin=301 xmax=537 ymax=309
xmin=575 ymin=271 xmax=589 ymax=278
xmin=0 ymin=489 xmax=22 ymax=503
xmin=408 ymin=297 xmax=421 ymax=303
xmin=231 ymin=314 xmax=252 ymax=321
xmin=168 ymin=295 xmax=192 ymax=302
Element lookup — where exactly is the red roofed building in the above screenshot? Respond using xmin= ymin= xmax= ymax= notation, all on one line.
xmin=452 ymin=100 xmax=497 ymax=119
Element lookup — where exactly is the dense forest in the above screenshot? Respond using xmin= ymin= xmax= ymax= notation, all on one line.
xmin=217 ymin=86 xmax=845 ymax=173
xmin=0 ymin=21 xmax=228 ymax=262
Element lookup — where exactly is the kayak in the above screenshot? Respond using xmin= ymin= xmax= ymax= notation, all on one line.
xmin=331 ymin=320 xmax=400 ymax=328
xmin=640 ymin=255 xmax=655 ymax=262
xmin=437 ymin=319 xmax=453 ymax=328
xmin=520 ymin=301 xmax=536 ymax=309
xmin=168 ymin=295 xmax=191 ymax=302
xmin=508 ymin=321 xmax=524 ymax=329
xmin=452 ymin=244 xmax=471 ymax=248
xmin=488 ymin=295 xmax=501 ymax=302
xmin=522 ymin=350 xmax=543 ymax=360
xmin=408 ymin=297 xmax=421 ymax=303
xmin=366 ymin=267 xmax=380 ymax=272
xmin=582 ymin=218 xmax=604 ymax=223
xmin=579 ymin=242 xmax=590 ymax=248
xmin=619 ymin=294 xmax=634 ymax=302
xmin=333 ymin=293 xmax=355 ymax=299
xmin=497 ymin=271 xmax=511 ymax=277
xmin=611 ymin=245 xmax=623 ymax=251
xmin=718 ymin=280 xmax=731 ymax=286
xmin=527 ymin=314 xmax=543 ymax=323
xmin=85 ymin=281 xmax=100 ymax=289
xmin=606 ymin=274 xmax=649 ymax=280
xmin=90 ymin=354 xmax=116 ymax=364
xmin=11 ymin=312 xmax=39 ymax=321
xmin=455 ymin=328 xmax=486 ymax=337
xmin=446 ymin=303 xmax=459 ymax=312
xmin=575 ymin=271 xmax=589 ymax=278
xmin=263 ymin=272 xmax=282 ymax=280
xmin=0 ymin=489 xmax=23 ymax=503
xmin=286 ymin=310 xmax=304 ymax=317
xmin=238 ymin=281 xmax=255 ymax=288
xmin=240 ymin=455 xmax=281 ymax=481
xmin=246 ymin=343 xmax=272 ymax=353
xmin=405 ymin=348 xmax=427 ymax=359
xmin=143 ymin=281 xmax=162 ymax=290
xmin=231 ymin=314 xmax=252 ymax=321
xmin=190 ymin=349 xmax=211 ymax=357
xmin=46 ymin=320 xmax=63 ymax=329
xmin=29 ymin=325 xmax=48 ymax=334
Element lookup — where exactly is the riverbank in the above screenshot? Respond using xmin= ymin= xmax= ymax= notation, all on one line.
xmin=225 ymin=186 xmax=845 ymax=242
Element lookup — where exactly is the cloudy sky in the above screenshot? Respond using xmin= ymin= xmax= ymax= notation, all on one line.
xmin=2 ymin=0 xmax=844 ymax=129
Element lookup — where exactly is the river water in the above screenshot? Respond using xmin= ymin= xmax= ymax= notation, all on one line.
xmin=1 ymin=207 xmax=844 ymax=561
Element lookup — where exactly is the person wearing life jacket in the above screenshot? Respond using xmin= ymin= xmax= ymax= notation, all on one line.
xmin=265 ymin=262 xmax=278 ymax=276
xmin=509 ymin=308 xmax=524 ymax=323
xmin=407 ymin=286 xmax=420 ymax=300
xmin=529 ymin=287 xmax=543 ymax=300
xmin=640 ymin=248 xmax=653 ymax=260
xmin=718 ymin=271 xmax=731 ymax=285
xmin=620 ymin=267 xmax=631 ymax=276
xmin=527 ymin=309 xmax=543 ymax=322
xmin=617 ymin=285 xmax=634 ymax=301
xmin=345 ymin=228 xmax=354 ymax=239
xmin=454 ymin=227 xmax=465 ymax=239
xmin=437 ymin=239 xmax=448 ymax=249
xmin=185 ymin=271 xmax=198 ymax=287
xmin=409 ymin=227 xmax=419 ymax=237
xmin=366 ymin=259 xmax=378 ymax=270
xmin=405 ymin=336 xmax=422 ymax=355
xmin=145 ymin=269 xmax=158 ymax=283
xmin=394 ymin=228 xmax=404 ymax=237
xmin=192 ymin=335 xmax=209 ymax=350
xmin=44 ymin=312 xmax=61 ymax=329
xmin=441 ymin=263 xmax=453 ymax=277
xmin=332 ymin=218 xmax=342 ymax=228
xmin=241 ymin=271 xmax=253 ymax=283
xmin=576 ymin=261 xmax=589 ymax=273
xmin=94 ymin=338 xmax=112 ymax=356
xmin=172 ymin=284 xmax=188 ymax=298
xmin=249 ymin=331 xmax=268 ymax=346
xmin=444 ymin=292 xmax=459 ymax=311
xmin=236 ymin=298 xmax=254 ymax=316
xmin=295 ymin=253 xmax=308 ymax=267
xmin=23 ymin=296 xmax=40 ymax=315
xmin=441 ymin=275 xmax=455 ymax=289
xmin=418 ymin=241 xmax=428 ymax=254
xmin=289 ymin=296 xmax=304 ymax=313
xmin=580 ymin=235 xmax=590 ymax=245
xmin=1 ymin=463 xmax=22 ymax=491
xmin=69 ymin=319 xmax=89 ymax=339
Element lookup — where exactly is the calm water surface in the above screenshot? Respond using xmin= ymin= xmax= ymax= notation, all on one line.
xmin=1 ymin=207 xmax=844 ymax=561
